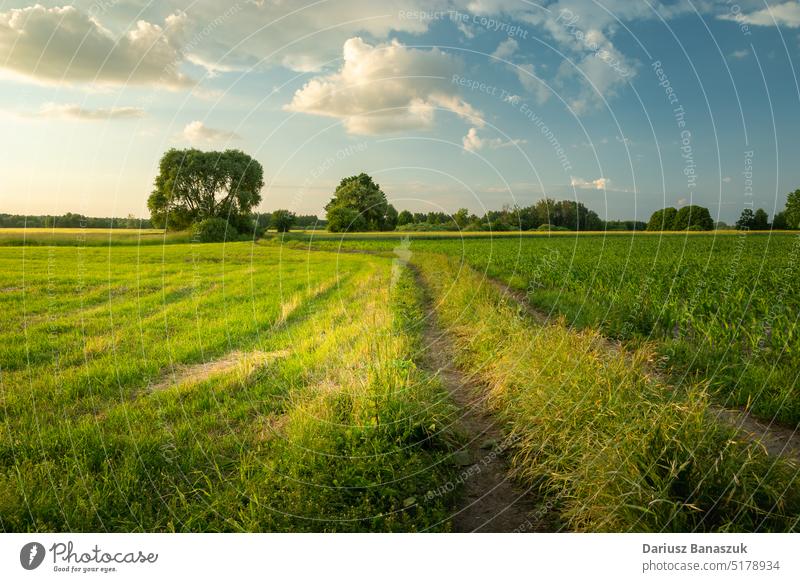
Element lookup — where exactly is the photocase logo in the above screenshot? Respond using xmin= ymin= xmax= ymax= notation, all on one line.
xmin=20 ymin=542 xmax=46 ymax=570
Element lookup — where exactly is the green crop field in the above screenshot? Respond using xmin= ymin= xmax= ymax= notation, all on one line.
xmin=2 ymin=230 xmax=799 ymax=532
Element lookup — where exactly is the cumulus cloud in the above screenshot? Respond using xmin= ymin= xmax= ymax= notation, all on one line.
xmin=0 ymin=5 xmax=190 ymax=87
xmin=285 ymin=37 xmax=483 ymax=134
xmin=492 ymin=38 xmax=519 ymax=60
xmin=173 ymin=0 xmax=445 ymax=73
xmin=571 ymin=176 xmax=610 ymax=190
xmin=719 ymin=1 xmax=800 ymax=28
xmin=35 ymin=103 xmax=145 ymax=120
xmin=463 ymin=127 xmax=527 ymax=152
xmin=181 ymin=121 xmax=240 ymax=143
xmin=463 ymin=127 xmax=483 ymax=152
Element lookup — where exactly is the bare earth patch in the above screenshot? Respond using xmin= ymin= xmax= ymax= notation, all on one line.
xmin=711 ymin=406 xmax=800 ymax=461
xmin=149 ymin=349 xmax=289 ymax=392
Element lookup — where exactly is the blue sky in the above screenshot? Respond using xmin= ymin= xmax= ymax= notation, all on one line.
xmin=1 ymin=0 xmax=799 ymax=223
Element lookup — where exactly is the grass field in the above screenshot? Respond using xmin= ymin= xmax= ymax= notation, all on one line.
xmin=0 ymin=227 xmax=192 ymax=246
xmin=1 ymin=230 xmax=799 ymax=531
xmin=280 ymin=231 xmax=800 ymax=424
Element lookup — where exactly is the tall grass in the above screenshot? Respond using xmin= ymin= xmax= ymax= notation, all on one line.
xmin=414 ymin=252 xmax=800 ymax=532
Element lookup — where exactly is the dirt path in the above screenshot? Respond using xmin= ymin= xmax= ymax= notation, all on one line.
xmin=486 ymin=274 xmax=800 ymax=463
xmin=412 ymin=271 xmax=553 ymax=532
xmin=711 ymin=406 xmax=800 ymax=459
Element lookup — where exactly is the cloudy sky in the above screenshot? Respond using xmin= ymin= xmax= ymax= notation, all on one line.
xmin=1 ymin=0 xmax=799 ymax=223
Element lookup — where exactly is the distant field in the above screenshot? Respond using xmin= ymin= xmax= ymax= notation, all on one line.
xmin=296 ymin=228 xmax=755 ymax=238
xmin=0 ymin=227 xmax=189 ymax=246
xmin=2 ymin=229 xmax=799 ymax=532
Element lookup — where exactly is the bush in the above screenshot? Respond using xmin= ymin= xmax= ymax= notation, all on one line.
xmin=192 ymin=217 xmax=233 ymax=242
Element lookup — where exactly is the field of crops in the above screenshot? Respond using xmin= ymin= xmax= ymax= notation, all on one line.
xmin=2 ymin=231 xmax=799 ymax=532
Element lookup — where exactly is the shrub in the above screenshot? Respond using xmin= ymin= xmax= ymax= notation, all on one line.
xmin=192 ymin=217 xmax=233 ymax=242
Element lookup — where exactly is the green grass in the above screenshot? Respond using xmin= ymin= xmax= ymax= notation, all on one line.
xmin=276 ymin=231 xmax=800 ymax=424
xmin=4 ymin=229 xmax=799 ymax=532
xmin=413 ymin=252 xmax=800 ymax=532
xmin=0 ymin=241 xmax=460 ymax=531
xmin=0 ymin=227 xmax=198 ymax=246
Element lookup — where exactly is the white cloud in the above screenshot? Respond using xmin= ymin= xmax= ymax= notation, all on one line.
xmin=463 ymin=127 xmax=527 ymax=152
xmin=571 ymin=176 xmax=610 ymax=190
xmin=0 ymin=5 xmax=190 ymax=88
xmin=285 ymin=37 xmax=483 ymax=134
xmin=719 ymin=1 xmax=800 ymax=28
xmin=171 ymin=0 xmax=446 ymax=73
xmin=492 ymin=38 xmax=519 ymax=60
xmin=35 ymin=103 xmax=145 ymax=120
xmin=181 ymin=121 xmax=240 ymax=143
xmin=463 ymin=127 xmax=483 ymax=152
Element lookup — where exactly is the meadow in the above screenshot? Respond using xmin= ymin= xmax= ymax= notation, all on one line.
xmin=284 ymin=231 xmax=800 ymax=424
xmin=1 ymin=229 xmax=799 ymax=532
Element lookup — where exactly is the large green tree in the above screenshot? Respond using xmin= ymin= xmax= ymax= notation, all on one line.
xmin=646 ymin=207 xmax=678 ymax=231
xmin=672 ymin=205 xmax=714 ymax=230
xmin=270 ymin=209 xmax=295 ymax=233
xmin=148 ymin=148 xmax=264 ymax=232
xmin=325 ymin=173 xmax=397 ymax=232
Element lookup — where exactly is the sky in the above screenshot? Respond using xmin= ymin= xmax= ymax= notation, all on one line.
xmin=1 ymin=0 xmax=800 ymax=223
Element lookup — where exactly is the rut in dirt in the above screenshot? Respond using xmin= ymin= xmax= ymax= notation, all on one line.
xmin=411 ymin=269 xmax=556 ymax=533
xmin=487 ymin=275 xmax=800 ymax=464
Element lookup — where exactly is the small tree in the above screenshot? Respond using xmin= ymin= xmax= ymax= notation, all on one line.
xmin=270 ymin=209 xmax=295 ymax=232
xmin=397 ymin=210 xmax=414 ymax=226
xmin=753 ymin=208 xmax=769 ymax=230
xmin=735 ymin=208 xmax=755 ymax=230
xmin=773 ymin=211 xmax=788 ymax=230
xmin=785 ymin=189 xmax=800 ymax=229
xmin=325 ymin=173 xmax=396 ymax=232
xmin=453 ymin=208 xmax=470 ymax=229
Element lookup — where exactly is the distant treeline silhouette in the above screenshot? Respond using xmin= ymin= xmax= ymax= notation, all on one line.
xmin=0 ymin=213 xmax=153 ymax=229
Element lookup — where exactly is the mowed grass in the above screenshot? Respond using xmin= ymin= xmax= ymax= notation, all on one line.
xmin=278 ymin=231 xmax=800 ymax=424
xmin=0 ymin=241 xmax=460 ymax=531
xmin=414 ymin=252 xmax=800 ymax=532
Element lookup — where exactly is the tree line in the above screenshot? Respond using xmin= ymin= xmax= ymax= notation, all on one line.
xmin=647 ymin=191 xmax=800 ymax=232
xmin=12 ymin=150 xmax=800 ymax=239
xmin=0 ymin=213 xmax=153 ymax=229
